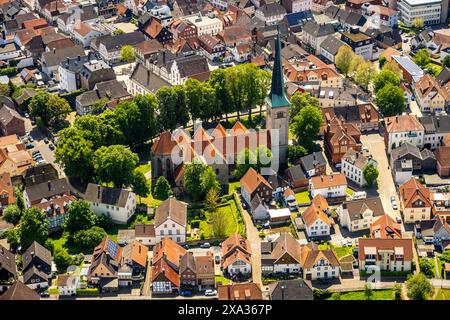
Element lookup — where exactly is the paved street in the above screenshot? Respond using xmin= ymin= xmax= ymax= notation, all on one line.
xmin=240 ymin=203 xmax=262 ymax=286
xmin=360 ymin=133 xmax=401 ymax=222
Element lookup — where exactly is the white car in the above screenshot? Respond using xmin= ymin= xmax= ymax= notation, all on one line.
xmin=205 ymin=290 xmax=217 ymax=296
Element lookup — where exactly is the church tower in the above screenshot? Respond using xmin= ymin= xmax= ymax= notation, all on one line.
xmin=265 ymin=27 xmax=290 ymax=168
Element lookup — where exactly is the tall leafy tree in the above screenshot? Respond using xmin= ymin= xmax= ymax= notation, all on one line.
xmin=19 ymin=207 xmax=49 ymax=250
xmin=153 ymin=176 xmax=172 ymax=200
xmin=64 ymin=200 xmax=97 ymax=234
xmin=2 ymin=204 xmax=22 ymax=225
xmin=200 ymin=166 xmax=221 ymax=195
xmin=289 ymin=92 xmax=320 ymax=118
xmin=234 ymin=148 xmax=257 ymax=179
xmin=373 ymin=69 xmax=401 ymax=93
xmin=376 ymin=84 xmax=405 ymax=117
xmin=172 ymin=85 xmax=190 ymax=128
xmin=406 ymin=273 xmax=433 ymax=300
xmin=55 ymin=128 xmax=95 ymax=183
xmin=120 ymin=45 xmax=135 ymax=62
xmin=290 ymin=105 xmax=323 ymax=151
xmin=29 ymin=92 xmax=71 ymax=128
xmin=354 ymin=61 xmax=377 ymax=91
xmin=93 ymin=145 xmax=139 ymax=188
xmin=156 ymin=86 xmax=178 ymax=131
xmin=335 ymin=45 xmax=354 ymax=76
xmin=133 ymin=94 xmax=159 ymax=143
xmin=131 ymin=169 xmax=150 ymax=203
xmin=210 ymin=68 xmax=232 ymax=121
xmin=363 ymin=163 xmax=379 ymax=187
xmin=414 ymin=49 xmax=430 ymax=67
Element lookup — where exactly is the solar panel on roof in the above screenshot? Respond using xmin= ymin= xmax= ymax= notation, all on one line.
xmin=106 ymin=239 xmax=118 ymax=259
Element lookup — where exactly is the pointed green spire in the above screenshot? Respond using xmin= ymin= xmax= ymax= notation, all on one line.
xmin=269 ymin=25 xmax=290 ymax=109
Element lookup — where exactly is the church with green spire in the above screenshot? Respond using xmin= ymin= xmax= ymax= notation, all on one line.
xmin=265 ymin=27 xmax=290 ymax=168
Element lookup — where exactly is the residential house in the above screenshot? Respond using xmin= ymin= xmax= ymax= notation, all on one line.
xmin=194 ymin=253 xmax=215 ymax=290
xmin=370 ymin=214 xmax=402 ymax=239
xmin=142 ymin=18 xmax=173 ymax=44
xmin=166 ymin=54 xmax=210 ymax=85
xmin=319 ymin=35 xmax=349 ymax=63
xmin=0 ymin=42 xmax=22 ymax=61
xmin=283 ymin=60 xmax=343 ymax=88
xmin=309 ymin=173 xmax=347 ymax=200
xmin=299 ymin=152 xmax=327 ymax=177
xmin=23 ymin=178 xmax=70 ymax=208
xmin=33 ymin=195 xmax=77 ymax=232
xmin=0 ymin=281 xmax=40 ymax=300
xmin=92 ymin=31 xmax=146 ymax=65
xmin=240 ymin=167 xmax=273 ymax=210
xmin=435 ymin=145 xmax=450 ymax=177
xmin=390 ymin=142 xmax=436 ymax=174
xmin=169 ymin=18 xmax=198 ymax=40
xmin=75 ymin=79 xmax=131 ymax=115
xmin=232 ymin=42 xmax=252 ymax=62
xmin=268 ymin=279 xmax=314 ymax=300
xmin=301 ymin=20 xmax=335 ymax=55
xmin=281 ymin=0 xmax=312 ymax=13
xmin=338 ymin=197 xmax=385 ymax=232
xmin=358 ymin=238 xmax=414 ymax=272
xmin=128 ymin=62 xmax=171 ymax=96
xmin=135 ymin=224 xmax=156 ymax=246
xmin=151 ymin=237 xmax=186 ymax=294
xmin=302 ymin=194 xmax=332 ymax=238
xmin=321 ymin=104 xmax=379 ymax=132
xmin=393 ymin=159 xmax=414 ymax=186
xmin=84 ymin=183 xmax=137 ymax=224
xmin=0 ymin=135 xmax=33 ymax=177
xmin=154 ymin=197 xmax=187 ymax=243
xmin=254 ymin=3 xmax=286 ymax=26
xmin=420 ymin=115 xmax=450 ymax=150
xmin=221 ymin=233 xmax=252 ymax=277
xmin=22 ymin=241 xmax=52 ymax=290
xmin=362 ymin=4 xmax=399 ymax=28
xmin=0 ymin=172 xmax=15 ymax=214
xmin=413 ymin=74 xmax=448 ymax=113
xmin=384 ymin=114 xmax=425 ymax=154
xmin=416 ymin=215 xmax=450 ymax=245
xmin=71 ymin=22 xmax=104 ymax=48
xmin=218 ymin=282 xmax=263 ymax=300
xmin=198 ymin=34 xmax=225 ymax=61
xmin=40 ymin=45 xmax=85 ymax=78
xmin=135 ymin=39 xmax=163 ymax=63
xmin=0 ymin=245 xmax=17 ymax=284
xmin=261 ymin=232 xmax=302 ymax=275
xmin=250 ymin=194 xmax=270 ymax=221
xmin=301 ymin=242 xmax=340 ymax=280
xmin=118 ymin=240 xmax=148 ymax=285
xmin=217 ymin=25 xmax=252 ymax=48
xmin=341 ymin=148 xmax=377 ymax=187
xmin=0 ymin=105 xmax=25 ymax=137
xmin=285 ymin=10 xmax=315 ymax=32
xmin=324 ymin=117 xmax=362 ymax=164
xmin=57 ymin=274 xmax=78 ymax=296
xmin=179 ymin=251 xmax=196 ymax=288
xmin=58 ymin=54 xmax=90 ymax=92
xmin=185 ymin=13 xmax=223 ymax=36
xmin=341 ymin=27 xmax=374 ymax=60
xmin=284 ymin=165 xmax=309 ymax=191
xmin=80 ymin=59 xmax=116 ymax=91
xmin=399 ymin=177 xmax=433 ymax=223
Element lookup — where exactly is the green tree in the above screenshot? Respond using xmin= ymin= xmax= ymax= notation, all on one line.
xmin=2 ymin=204 xmax=22 ymax=225
xmin=156 ymin=86 xmax=178 ymax=131
xmin=443 ymin=55 xmax=450 ymax=69
xmin=354 ymin=60 xmax=377 ymax=91
xmin=91 ymin=98 xmax=109 ymax=115
xmin=393 ymin=283 xmax=402 ymax=300
xmin=64 ymin=200 xmax=97 ymax=234
xmin=172 ymin=86 xmax=190 ymax=128
xmin=335 ymin=45 xmax=354 ymax=76
xmin=373 ymin=69 xmax=401 ymax=93
xmin=14 ymin=186 xmax=25 ymax=213
xmin=441 ymin=250 xmax=450 ymax=263
xmin=209 ymin=68 xmax=232 ymax=121
xmin=288 ymin=145 xmax=308 ymax=165
xmin=382 ymin=60 xmax=403 ymax=79
xmin=29 ymin=92 xmax=71 ymax=128
xmin=289 ymin=92 xmax=320 ymax=118
xmin=153 ymin=176 xmax=172 ymax=200
xmin=120 ymin=45 xmax=135 ymax=62
xmin=414 ymin=49 xmax=430 ymax=67
xmin=406 ymin=273 xmax=434 ymax=300
xmin=375 ymin=84 xmax=406 ymax=117
xmin=234 ymin=148 xmax=257 ymax=180
xmin=54 ymin=247 xmax=74 ymax=272
xmin=18 ymin=207 xmax=49 ymax=250
xmin=290 ymin=105 xmax=323 ymax=151
xmin=184 ymin=159 xmax=208 ymax=201
xmin=1 ymin=228 xmax=19 ymax=251
xmin=363 ymin=163 xmax=379 ymax=187
xmin=93 ymin=145 xmax=139 ymax=188
xmin=112 ymin=28 xmax=125 ymax=35
xmin=200 ymin=166 xmax=221 ymax=195
xmin=131 ymin=169 xmax=150 ymax=203
xmin=379 ymin=56 xmax=387 ymax=69
xmin=349 ymin=55 xmax=365 ymax=75
xmin=71 ymin=226 xmax=107 ymax=249
xmin=419 ymin=258 xmax=434 ymax=277
xmin=55 ymin=128 xmax=95 ymax=183
xmin=331 ymin=292 xmax=341 ymax=300
xmin=211 ymin=210 xmax=227 ymax=237
xmin=412 ymin=17 xmax=424 ymax=29
xmin=205 ymin=188 xmax=219 ymax=213
xmin=364 ymin=283 xmax=373 ymax=300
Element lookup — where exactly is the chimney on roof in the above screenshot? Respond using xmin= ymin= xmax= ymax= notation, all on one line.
xmin=53 ymin=48 xmax=56 ymax=53
xmin=48 ymin=181 xmax=51 ymax=191
xmin=97 ymin=185 xmax=101 ymax=199
xmin=77 ymin=55 xmax=81 ymax=61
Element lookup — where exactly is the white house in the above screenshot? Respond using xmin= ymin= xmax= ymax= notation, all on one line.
xmin=221 ymin=233 xmax=252 ymax=277
xmin=154 ymin=197 xmax=187 ymax=243
xmin=72 ymin=22 xmax=104 ymax=48
xmin=261 ymin=233 xmax=302 ymax=275
xmin=254 ymin=3 xmax=287 ymax=26
xmin=384 ymin=114 xmax=425 ymax=154
xmin=309 ymin=173 xmax=347 ymax=199
xmin=84 ymin=183 xmax=136 ymax=224
xmin=338 ymin=197 xmax=385 ymax=233
xmin=362 ymin=4 xmax=399 ymax=28
xmin=0 ymin=42 xmax=21 ymax=61
xmin=210 ymin=0 xmax=228 ymax=10
xmin=302 ymin=194 xmax=332 ymax=238
xmin=341 ymin=149 xmax=377 ymax=187
xmin=301 ymin=242 xmax=340 ymax=280
xmin=58 ymin=274 xmax=79 ymax=296
xmin=58 ymin=55 xmax=89 ymax=92
xmin=185 ymin=13 xmax=223 ymax=36
xmin=135 ymin=224 xmax=156 ymax=246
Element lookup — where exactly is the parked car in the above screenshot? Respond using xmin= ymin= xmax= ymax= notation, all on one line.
xmin=24 ymin=112 xmax=29 ymax=118
xmin=28 ymin=136 xmax=34 ymax=142
xmin=44 ymin=138 xmax=49 ymax=144
xmin=49 ymin=144 xmax=55 ymax=150
xmin=396 ymin=216 xmax=402 ymax=224
xmin=183 ymin=244 xmax=189 ymax=249
xmin=37 ymin=159 xmax=46 ymax=164
xmin=180 ymin=290 xmax=193 ymax=297
xmin=204 ymin=289 xmax=217 ymax=296
xmin=215 ymin=255 xmax=220 ymax=264
xmin=26 ymin=143 xmax=34 ymax=149
xmin=39 ymin=291 xmax=50 ymax=298
xmin=200 ymin=242 xmax=211 ymax=248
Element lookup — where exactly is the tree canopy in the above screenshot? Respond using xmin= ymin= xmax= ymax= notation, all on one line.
xmin=29 ymin=91 xmax=71 ymax=128
xmin=64 ymin=200 xmax=98 ymax=234
xmin=290 ymin=105 xmax=323 ymax=152
xmin=373 ymin=69 xmax=401 ymax=93
xmin=375 ymin=84 xmax=405 ymax=117
xmin=18 ymin=207 xmax=49 ymax=250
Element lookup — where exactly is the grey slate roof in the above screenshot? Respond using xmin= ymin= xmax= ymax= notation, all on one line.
xmin=84 ymin=183 xmax=131 ymax=208
xmin=167 ymin=54 xmax=209 ymax=79
xmin=0 ymin=281 xmax=40 ymax=300
xmin=302 ymin=21 xmax=335 ymax=38
xmin=42 ymin=45 xmax=85 ymax=68
xmin=97 ymin=31 xmax=145 ymax=51
xmin=320 ymin=35 xmax=348 ymax=56
xmin=436 ymin=67 xmax=450 ymax=87
xmin=0 ymin=105 xmax=23 ymax=127
xmin=391 ymin=142 xmax=436 ymax=162
xmin=269 ymin=279 xmax=314 ymax=300
xmin=258 ymin=2 xmax=286 ymax=17
xmin=341 ymin=197 xmax=385 ymax=222
xmin=130 ymin=62 xmax=171 ymax=92
xmin=419 ymin=116 xmax=450 ymax=134
xmin=24 ymin=178 xmax=70 ymax=204
xmin=22 ymin=241 xmax=52 ymax=271
xmin=300 ymin=152 xmax=326 ymax=172
xmin=0 ymin=245 xmax=17 ymax=278
xmin=76 ymin=79 xmax=129 ymax=107
xmin=23 ymin=265 xmax=49 ymax=284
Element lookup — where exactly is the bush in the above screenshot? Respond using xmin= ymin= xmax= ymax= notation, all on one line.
xmin=190 ymin=219 xmax=201 ymax=228
xmin=0 ymin=67 xmax=17 ymax=76
xmin=76 ymin=288 xmax=99 ymax=296
xmin=71 ymin=226 xmax=106 ymax=249
xmin=313 ymin=288 xmax=331 ymax=300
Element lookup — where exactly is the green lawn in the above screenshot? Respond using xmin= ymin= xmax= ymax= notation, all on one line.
xmin=295 ymin=191 xmax=310 ymax=204
xmin=318 ymin=243 xmax=354 ymax=258
xmin=327 ymin=290 xmax=394 ymax=300
xmin=188 ymin=200 xmax=243 ymax=240
xmin=434 ymin=289 xmax=450 ymax=300
xmin=136 ymin=163 xmax=151 ymax=175
xmin=228 ymin=181 xmax=241 ymax=194
xmin=215 ymin=275 xmax=231 ymax=285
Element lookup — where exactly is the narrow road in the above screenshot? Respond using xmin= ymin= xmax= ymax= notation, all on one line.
xmin=434 ymin=255 xmax=441 ymax=279
xmin=238 ymin=193 xmax=262 ymax=286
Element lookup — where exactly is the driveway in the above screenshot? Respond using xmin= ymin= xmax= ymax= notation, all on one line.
xmin=360 ymin=133 xmax=402 ymax=222
xmin=240 ymin=202 xmax=262 ymax=286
